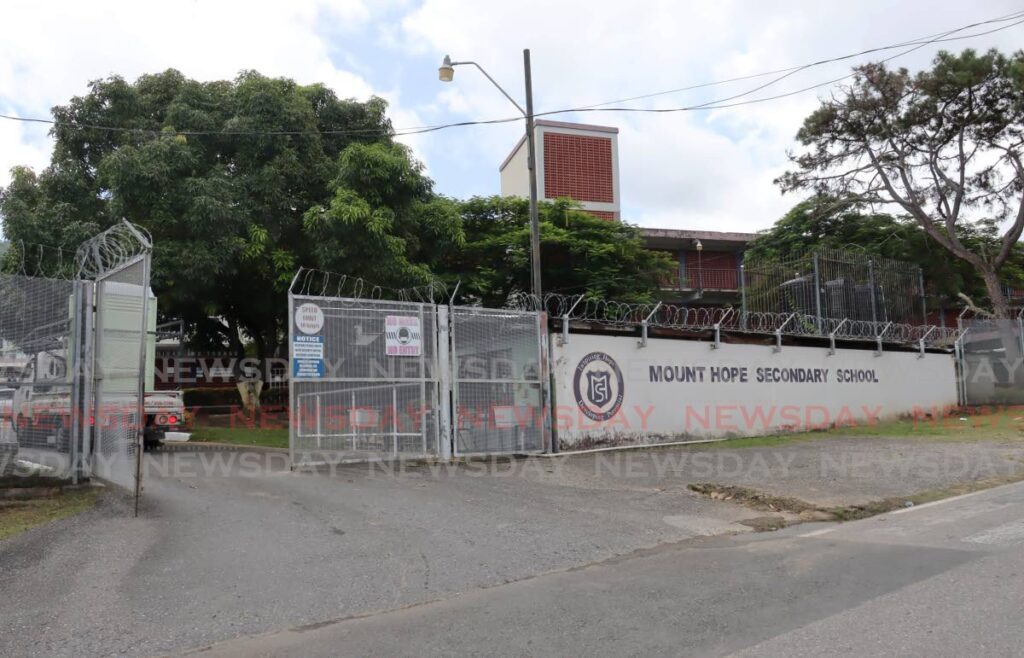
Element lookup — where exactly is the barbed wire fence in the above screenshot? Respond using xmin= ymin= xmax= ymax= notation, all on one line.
xmin=289 ymin=267 xmax=457 ymax=304
xmin=506 ymin=247 xmax=957 ymax=351
xmin=508 ymin=292 xmax=960 ymax=350
xmin=0 ymin=240 xmax=81 ymax=280
xmin=289 ymin=252 xmax=960 ymax=351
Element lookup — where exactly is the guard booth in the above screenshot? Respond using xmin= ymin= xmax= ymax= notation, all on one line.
xmin=287 ymin=275 xmax=550 ymax=467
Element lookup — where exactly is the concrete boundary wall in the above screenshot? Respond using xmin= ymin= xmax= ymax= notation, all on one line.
xmin=550 ymin=333 xmax=958 ymax=450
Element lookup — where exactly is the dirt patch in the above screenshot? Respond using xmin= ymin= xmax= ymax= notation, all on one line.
xmin=737 ymin=516 xmax=789 ymax=531
xmin=690 ymin=470 xmax=1024 ymax=524
xmin=688 ymin=483 xmax=819 ymax=514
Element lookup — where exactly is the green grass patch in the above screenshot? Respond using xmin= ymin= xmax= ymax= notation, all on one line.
xmin=0 ymin=488 xmax=99 ymax=542
xmin=824 ymin=408 xmax=1024 ymax=442
xmin=189 ymin=426 xmax=289 ymax=449
xmin=677 ymin=408 xmax=1024 ymax=452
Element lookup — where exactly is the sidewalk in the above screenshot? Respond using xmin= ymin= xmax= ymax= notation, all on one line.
xmin=531 ymin=433 xmax=1024 ymax=510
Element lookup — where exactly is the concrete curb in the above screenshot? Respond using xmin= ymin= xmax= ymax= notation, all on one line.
xmin=545 ymin=437 xmax=731 ymax=457
xmin=152 ymin=442 xmax=289 ymax=454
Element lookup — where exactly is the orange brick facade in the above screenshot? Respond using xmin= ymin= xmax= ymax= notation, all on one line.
xmin=543 ymin=132 xmax=615 ymax=204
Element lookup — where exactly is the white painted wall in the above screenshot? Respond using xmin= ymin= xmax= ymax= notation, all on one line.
xmin=550 ymin=334 xmax=958 ymax=448
xmin=499 ymin=139 xmax=530 ymax=199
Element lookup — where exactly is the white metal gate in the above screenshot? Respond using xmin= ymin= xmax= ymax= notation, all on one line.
xmin=89 ymin=255 xmax=149 ymax=497
xmin=289 ymin=294 xmax=441 ymax=467
xmin=451 ymin=306 xmax=548 ymax=456
xmin=288 ymin=277 xmax=550 ymax=465
xmin=0 ymin=221 xmax=151 ymax=510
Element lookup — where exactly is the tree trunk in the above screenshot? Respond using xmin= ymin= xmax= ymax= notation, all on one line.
xmin=981 ymin=267 xmax=1011 ymax=319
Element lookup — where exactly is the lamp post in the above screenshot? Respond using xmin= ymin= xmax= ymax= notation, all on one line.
xmin=694 ymin=239 xmax=704 ymax=292
xmin=439 ymin=51 xmax=542 ymax=300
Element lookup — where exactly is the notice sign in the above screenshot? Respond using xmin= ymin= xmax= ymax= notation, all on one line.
xmin=292 ymin=335 xmax=324 ymax=378
xmin=385 ymin=315 xmax=422 ymax=357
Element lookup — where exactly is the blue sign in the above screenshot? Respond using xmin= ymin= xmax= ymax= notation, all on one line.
xmin=293 ymin=358 xmax=325 ymax=379
xmin=293 ymin=335 xmax=325 ymax=379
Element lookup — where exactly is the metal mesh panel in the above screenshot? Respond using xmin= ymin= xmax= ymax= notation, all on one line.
xmin=92 ymin=258 xmax=147 ymax=490
xmin=744 ymin=248 xmax=924 ymax=337
xmin=455 ymin=382 xmax=542 ymax=454
xmin=960 ymin=318 xmax=1024 ymax=405
xmin=0 ymin=273 xmax=77 ymax=476
xmin=451 ymin=307 xmax=545 ymax=455
xmin=290 ymin=295 xmax=439 ymax=465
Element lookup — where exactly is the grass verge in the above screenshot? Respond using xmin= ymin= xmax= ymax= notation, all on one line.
xmin=0 ymin=488 xmax=99 ymax=542
xmin=680 ymin=407 xmax=1024 ymax=452
xmin=189 ymin=426 xmax=289 ymax=449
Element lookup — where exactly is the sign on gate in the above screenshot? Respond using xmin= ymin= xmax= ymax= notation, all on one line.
xmin=385 ymin=315 xmax=422 ymax=357
xmin=292 ymin=335 xmax=324 ymax=378
xmin=295 ymin=303 xmax=325 ymax=335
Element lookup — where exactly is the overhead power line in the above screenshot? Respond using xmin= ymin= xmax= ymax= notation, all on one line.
xmin=0 ymin=11 xmax=1021 ymax=139
xmin=536 ymin=11 xmax=1024 ymax=118
xmin=557 ymin=9 xmax=1024 ymax=112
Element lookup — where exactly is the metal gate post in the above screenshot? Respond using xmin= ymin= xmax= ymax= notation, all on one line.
xmin=133 ymin=254 xmax=151 ymax=516
xmin=68 ymin=281 xmax=84 ymax=484
xmin=437 ymin=305 xmax=453 ymax=461
xmin=287 ymin=292 xmax=296 ymax=469
xmin=812 ymin=253 xmax=822 ymax=334
xmin=537 ymin=311 xmax=553 ymax=453
xmin=919 ymin=267 xmax=927 ymax=326
xmin=80 ymin=281 xmax=95 ymax=479
xmin=1016 ymin=312 xmax=1024 ymax=363
xmin=868 ymin=259 xmax=878 ymax=327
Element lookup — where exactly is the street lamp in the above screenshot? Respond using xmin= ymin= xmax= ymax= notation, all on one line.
xmin=439 ymin=51 xmax=542 ymax=300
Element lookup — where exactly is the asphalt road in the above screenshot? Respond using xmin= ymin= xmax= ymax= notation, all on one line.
xmin=0 ymin=449 xmax=759 ymax=657
xmin=192 ymin=480 xmax=1024 ymax=657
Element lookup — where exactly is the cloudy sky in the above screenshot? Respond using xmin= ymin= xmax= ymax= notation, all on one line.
xmin=1 ymin=1 xmax=1021 ymax=233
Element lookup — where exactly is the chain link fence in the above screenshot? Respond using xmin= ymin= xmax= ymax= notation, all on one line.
xmin=0 ymin=222 xmax=151 ymax=510
xmin=502 ymin=248 xmax=956 ymax=351
xmin=743 ymin=248 xmax=925 ymax=331
xmin=0 ymin=272 xmax=78 ymax=477
xmin=451 ymin=306 xmax=546 ymax=455
xmin=958 ymin=317 xmax=1024 ymax=405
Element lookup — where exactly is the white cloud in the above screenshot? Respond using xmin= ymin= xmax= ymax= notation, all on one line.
xmin=400 ymin=0 xmax=1024 ymax=231
xmin=0 ymin=110 xmax=51 ymax=187
xmin=2 ymin=0 xmax=1022 ymax=233
xmin=0 ymin=0 xmax=382 ymax=186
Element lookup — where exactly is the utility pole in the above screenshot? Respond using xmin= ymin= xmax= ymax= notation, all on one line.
xmin=439 ymin=50 xmax=542 ymax=300
xmin=523 ymin=49 xmax=542 ymax=300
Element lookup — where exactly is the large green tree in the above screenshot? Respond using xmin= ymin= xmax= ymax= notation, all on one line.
xmin=778 ymin=49 xmax=1024 ymax=317
xmin=440 ymin=196 xmax=674 ymax=307
xmin=304 ymin=141 xmax=462 ymax=287
xmin=0 ymin=69 xmax=459 ymax=362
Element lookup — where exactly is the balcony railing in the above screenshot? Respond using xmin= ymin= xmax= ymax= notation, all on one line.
xmin=667 ymin=268 xmax=739 ymax=291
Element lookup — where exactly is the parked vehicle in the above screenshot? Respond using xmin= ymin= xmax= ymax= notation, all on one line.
xmin=10 ymin=279 xmax=185 ymax=451
xmin=11 ymin=351 xmax=185 ymax=450
xmin=0 ymin=387 xmax=13 ymax=424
